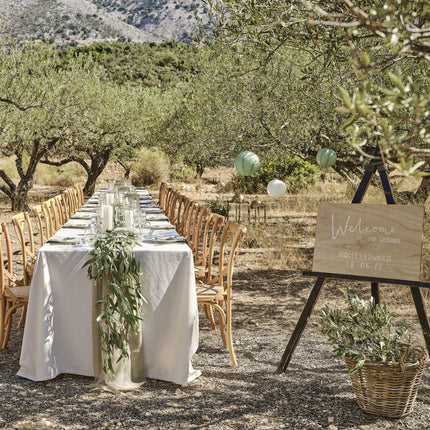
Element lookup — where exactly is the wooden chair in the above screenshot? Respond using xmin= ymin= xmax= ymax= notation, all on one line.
xmin=173 ymin=194 xmax=190 ymax=234
xmin=43 ymin=199 xmax=61 ymax=234
xmin=71 ymin=186 xmax=81 ymax=211
xmin=195 ymin=212 xmax=225 ymax=283
xmin=62 ymin=189 xmax=78 ymax=218
xmin=32 ymin=204 xmax=51 ymax=245
xmin=61 ymin=190 xmax=73 ymax=220
xmin=0 ymin=222 xmax=30 ymax=350
xmin=165 ymin=189 xmax=179 ymax=223
xmin=53 ymin=194 xmax=67 ymax=226
xmin=161 ymin=185 xmax=175 ymax=215
xmin=196 ymin=221 xmax=246 ymax=366
xmin=188 ymin=204 xmax=210 ymax=265
xmin=73 ymin=183 xmax=85 ymax=207
xmin=11 ymin=212 xmax=37 ymax=285
xmin=158 ymin=182 xmax=169 ymax=211
xmin=183 ymin=201 xmax=198 ymax=246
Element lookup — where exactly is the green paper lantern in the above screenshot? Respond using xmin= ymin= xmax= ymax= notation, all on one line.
xmin=234 ymin=151 xmax=260 ymax=176
xmin=316 ymin=148 xmax=337 ymax=168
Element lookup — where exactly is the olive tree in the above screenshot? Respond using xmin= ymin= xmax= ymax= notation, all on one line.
xmin=155 ymin=46 xmax=360 ymax=179
xmin=41 ymin=81 xmax=148 ymax=195
xmin=0 ymin=42 xmax=148 ymax=209
xmin=199 ymin=0 xmax=430 ymax=199
xmin=0 ymin=43 xmax=97 ymax=210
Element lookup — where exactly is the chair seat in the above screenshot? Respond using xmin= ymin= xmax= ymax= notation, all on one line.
xmin=7 ymin=285 xmax=30 ymax=300
xmin=196 ymin=283 xmax=222 ymax=299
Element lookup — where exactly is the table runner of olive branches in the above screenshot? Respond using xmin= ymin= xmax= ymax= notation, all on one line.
xmin=84 ymin=230 xmax=146 ymax=391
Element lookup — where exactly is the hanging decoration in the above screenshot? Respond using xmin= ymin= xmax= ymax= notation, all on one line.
xmin=234 ymin=151 xmax=260 ymax=176
xmin=267 ymin=179 xmax=287 ymax=198
xmin=316 ymin=148 xmax=337 ymax=168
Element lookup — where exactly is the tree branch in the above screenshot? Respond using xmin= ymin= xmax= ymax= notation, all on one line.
xmin=0 ymin=97 xmax=46 ymax=111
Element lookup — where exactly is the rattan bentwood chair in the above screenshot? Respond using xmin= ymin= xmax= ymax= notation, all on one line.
xmin=0 ymin=222 xmax=30 ymax=349
xmin=11 ymin=212 xmax=37 ymax=285
xmin=196 ymin=220 xmax=246 ymax=366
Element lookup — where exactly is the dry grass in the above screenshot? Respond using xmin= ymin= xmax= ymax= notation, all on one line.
xmin=1 ymin=167 xmax=430 ymax=430
xmin=182 ymin=170 xmax=430 ymax=318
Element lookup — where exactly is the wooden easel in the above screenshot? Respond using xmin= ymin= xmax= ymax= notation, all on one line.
xmin=277 ymin=146 xmax=430 ymax=373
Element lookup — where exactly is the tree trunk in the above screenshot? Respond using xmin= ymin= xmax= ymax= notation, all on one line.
xmin=11 ymin=182 xmax=32 ymax=212
xmin=83 ymin=151 xmax=111 ymax=195
xmin=196 ymin=161 xmax=204 ymax=178
xmin=10 ymin=160 xmax=38 ymax=211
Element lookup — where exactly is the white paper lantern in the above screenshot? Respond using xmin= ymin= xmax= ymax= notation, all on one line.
xmin=267 ymin=179 xmax=286 ymax=198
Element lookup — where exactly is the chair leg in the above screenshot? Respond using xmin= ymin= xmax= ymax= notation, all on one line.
xmin=204 ymin=304 xmax=217 ymax=330
xmin=0 ymin=298 xmax=5 ymax=350
xmin=18 ymin=304 xmax=27 ymax=327
xmin=225 ymin=299 xmax=237 ymax=366
xmin=2 ymin=302 xmax=24 ymax=349
xmin=2 ymin=306 xmax=12 ymax=349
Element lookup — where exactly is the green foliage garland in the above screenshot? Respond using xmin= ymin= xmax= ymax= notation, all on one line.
xmin=84 ymin=230 xmax=145 ymax=375
xmin=313 ymin=293 xmax=412 ymax=374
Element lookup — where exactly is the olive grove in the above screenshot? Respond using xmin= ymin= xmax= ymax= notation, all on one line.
xmin=198 ymin=0 xmax=430 ymax=200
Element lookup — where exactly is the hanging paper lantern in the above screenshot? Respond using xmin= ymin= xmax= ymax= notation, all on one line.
xmin=316 ymin=148 xmax=337 ymax=168
xmin=267 ymin=179 xmax=286 ymax=198
xmin=234 ymin=151 xmax=260 ymax=176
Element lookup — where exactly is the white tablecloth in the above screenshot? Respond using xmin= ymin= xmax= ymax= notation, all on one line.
xmin=18 ymin=215 xmax=200 ymax=386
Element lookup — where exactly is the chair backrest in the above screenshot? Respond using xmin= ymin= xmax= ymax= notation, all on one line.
xmin=190 ymin=204 xmax=210 ymax=264
xmin=196 ymin=212 xmax=225 ymax=282
xmin=173 ymin=194 xmax=190 ymax=233
xmin=32 ymin=204 xmax=50 ymax=245
xmin=158 ymin=182 xmax=168 ymax=211
xmin=43 ymin=199 xmax=61 ymax=234
xmin=183 ymin=201 xmax=198 ymax=246
xmin=216 ymin=221 xmax=246 ymax=298
xmin=53 ymin=195 xmax=67 ymax=226
xmin=0 ymin=222 xmax=14 ymax=291
xmin=11 ymin=212 xmax=37 ymax=286
xmin=164 ymin=188 xmax=179 ymax=222
xmin=61 ymin=190 xmax=73 ymax=219
xmin=73 ymin=183 xmax=85 ymax=207
xmin=62 ymin=188 xmax=79 ymax=217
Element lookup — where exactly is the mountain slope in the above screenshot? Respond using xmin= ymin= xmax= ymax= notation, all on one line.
xmin=0 ymin=0 xmax=208 ymax=44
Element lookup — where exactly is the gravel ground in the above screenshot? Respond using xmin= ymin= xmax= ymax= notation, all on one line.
xmin=0 ymin=182 xmax=429 ymax=429
xmin=1 ymin=265 xmax=429 ymax=430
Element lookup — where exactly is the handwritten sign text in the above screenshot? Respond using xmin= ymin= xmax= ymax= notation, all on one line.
xmin=312 ymin=203 xmax=424 ymax=281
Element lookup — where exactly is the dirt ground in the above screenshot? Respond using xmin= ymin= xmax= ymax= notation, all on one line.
xmin=0 ymin=172 xmax=429 ymax=430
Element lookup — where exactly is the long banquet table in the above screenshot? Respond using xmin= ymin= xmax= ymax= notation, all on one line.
xmin=17 ymin=189 xmax=200 ymax=386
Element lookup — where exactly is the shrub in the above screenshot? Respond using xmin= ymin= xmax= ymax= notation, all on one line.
xmin=130 ymin=147 xmax=169 ymax=186
xmin=313 ymin=292 xmax=413 ymax=373
xmin=36 ymin=162 xmax=86 ymax=186
xmin=169 ymin=164 xmax=195 ymax=183
xmin=228 ymin=153 xmax=318 ymax=194
xmin=207 ymin=197 xmax=229 ymax=217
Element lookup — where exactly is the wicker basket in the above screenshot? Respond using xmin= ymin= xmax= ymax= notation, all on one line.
xmin=344 ymin=345 xmax=428 ymax=418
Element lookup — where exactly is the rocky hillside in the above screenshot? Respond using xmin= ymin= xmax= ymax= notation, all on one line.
xmin=0 ymin=0 xmax=209 ymax=45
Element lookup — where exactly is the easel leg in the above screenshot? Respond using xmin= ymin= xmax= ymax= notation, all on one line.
xmin=277 ymin=276 xmax=327 ymax=373
xmin=371 ymin=282 xmax=380 ymax=304
xmin=410 ymin=286 xmax=430 ymax=355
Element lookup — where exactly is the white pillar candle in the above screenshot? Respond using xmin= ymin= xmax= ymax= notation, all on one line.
xmin=102 ymin=205 xmax=113 ymax=230
xmin=124 ymin=209 xmax=134 ymax=229
xmin=106 ymin=192 xmax=115 ymax=205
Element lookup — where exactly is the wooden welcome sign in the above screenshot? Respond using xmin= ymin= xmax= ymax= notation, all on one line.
xmin=278 ymin=148 xmax=430 ymax=374
xmin=312 ymin=203 xmax=425 ymax=282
